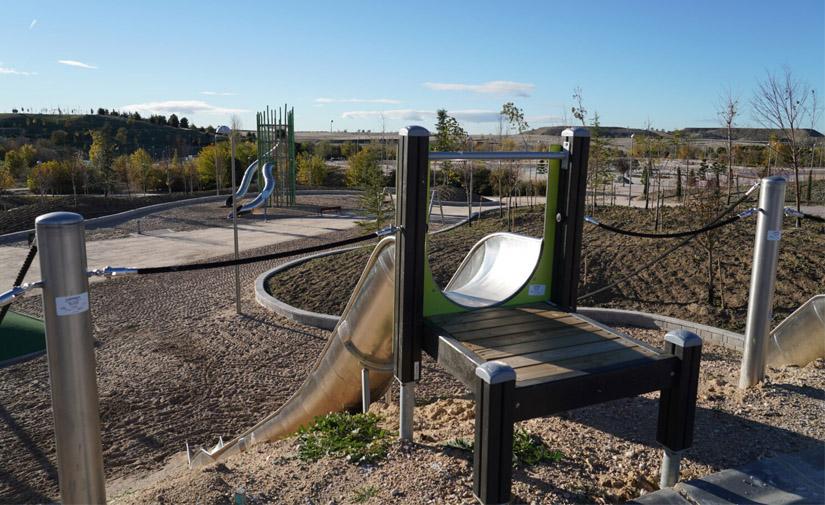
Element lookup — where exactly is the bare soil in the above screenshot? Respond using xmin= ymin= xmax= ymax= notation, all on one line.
xmin=0 ymin=195 xmax=822 ymax=504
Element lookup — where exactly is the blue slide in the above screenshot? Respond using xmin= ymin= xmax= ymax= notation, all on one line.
xmin=228 ymin=162 xmax=275 ymax=218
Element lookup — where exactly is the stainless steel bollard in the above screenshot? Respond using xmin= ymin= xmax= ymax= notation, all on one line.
xmin=740 ymin=177 xmax=786 ymax=388
xmin=36 ymin=212 xmax=106 ymax=504
xmin=361 ymin=368 xmax=371 ymax=414
xmin=399 ymin=381 xmax=414 ymax=440
xmin=660 ymin=448 xmax=682 ymax=488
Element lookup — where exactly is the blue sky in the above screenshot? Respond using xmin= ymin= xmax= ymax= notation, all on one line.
xmin=1 ymin=1 xmax=823 ymax=134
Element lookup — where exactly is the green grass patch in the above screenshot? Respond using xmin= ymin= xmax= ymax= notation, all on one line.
xmin=441 ymin=426 xmax=563 ymax=468
xmin=293 ymin=412 xmax=393 ymax=465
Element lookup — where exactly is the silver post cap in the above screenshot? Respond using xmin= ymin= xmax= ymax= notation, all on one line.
xmin=475 ymin=361 xmax=516 ymax=384
xmin=561 ymin=127 xmax=591 ymax=138
xmin=664 ymin=329 xmax=702 ymax=348
xmin=35 ymin=212 xmax=83 ymax=227
xmin=399 ymin=125 xmax=429 ymax=137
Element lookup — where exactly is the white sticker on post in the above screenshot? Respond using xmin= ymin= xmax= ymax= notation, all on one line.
xmin=528 ymin=284 xmax=546 ymax=296
xmin=767 ymin=230 xmax=782 ymax=241
xmin=55 ymin=292 xmax=89 ymax=316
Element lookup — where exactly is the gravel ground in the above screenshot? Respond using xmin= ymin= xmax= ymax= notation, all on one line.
xmin=0 ymin=197 xmax=822 ymax=504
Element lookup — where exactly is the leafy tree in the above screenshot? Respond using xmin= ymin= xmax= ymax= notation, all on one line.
xmin=347 ymin=145 xmax=382 ymax=187
xmin=115 ymin=127 xmax=129 ymax=146
xmin=89 ymin=124 xmax=116 ymax=195
xmin=51 ymin=130 xmax=68 ymax=145
xmin=0 ymin=167 xmax=14 ymax=200
xmin=296 ymin=152 xmax=330 ymax=187
xmin=179 ymin=117 xmax=189 ymax=129
xmin=4 ymin=144 xmax=36 ymax=179
xmin=27 ymin=160 xmax=59 ymax=197
xmin=168 ymin=114 xmax=180 ymax=128
xmin=113 ymin=155 xmax=131 ymax=195
xmin=130 ymin=148 xmax=153 ymax=194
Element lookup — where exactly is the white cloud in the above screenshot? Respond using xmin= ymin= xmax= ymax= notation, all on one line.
xmin=58 ymin=60 xmax=97 ymax=69
xmin=29 ymin=19 xmax=37 ymax=30
xmin=423 ymin=80 xmax=534 ymax=97
xmin=341 ymin=109 xmax=432 ymax=121
xmin=341 ymin=109 xmax=506 ymax=123
xmin=316 ymin=97 xmax=402 ymax=104
xmin=0 ymin=62 xmax=32 ymax=75
xmin=120 ymin=100 xmax=249 ymax=116
xmin=202 ymin=91 xmax=237 ymax=96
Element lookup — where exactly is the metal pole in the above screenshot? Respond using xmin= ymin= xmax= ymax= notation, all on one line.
xmin=230 ymin=133 xmax=241 ymax=315
xmin=215 ymin=134 xmax=220 ymax=195
xmin=660 ymin=448 xmax=682 ymax=488
xmin=361 ymin=368 xmax=370 ymax=414
xmin=739 ymin=177 xmax=786 ymax=388
xmin=36 ymin=212 xmax=106 ymax=504
xmin=399 ymin=381 xmax=414 ymax=440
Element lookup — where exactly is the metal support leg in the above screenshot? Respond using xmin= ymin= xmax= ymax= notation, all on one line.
xmin=473 ymin=362 xmax=516 ymax=505
xmin=36 ymin=212 xmax=106 ymax=504
xmin=657 ymin=330 xmax=702 ymax=488
xmin=660 ymin=448 xmax=683 ymax=489
xmin=361 ymin=368 xmax=370 ymax=414
xmin=399 ymin=381 xmax=415 ymax=440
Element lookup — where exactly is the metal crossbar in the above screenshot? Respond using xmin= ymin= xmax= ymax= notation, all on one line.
xmin=428 ymin=151 xmax=568 ymax=161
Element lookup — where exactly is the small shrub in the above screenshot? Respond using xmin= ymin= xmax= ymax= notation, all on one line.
xmin=440 ymin=427 xmax=564 ymax=468
xmin=293 ymin=412 xmax=392 ymax=465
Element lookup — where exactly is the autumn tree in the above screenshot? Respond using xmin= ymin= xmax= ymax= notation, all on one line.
xmin=714 ymin=85 xmax=740 ymax=204
xmin=89 ymin=125 xmax=116 ymax=195
xmin=130 ymin=148 xmax=153 ymax=194
xmin=751 ymin=65 xmax=818 ymax=227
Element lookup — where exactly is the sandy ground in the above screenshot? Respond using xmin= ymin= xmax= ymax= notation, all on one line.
xmin=0 ymin=195 xmax=822 ymax=504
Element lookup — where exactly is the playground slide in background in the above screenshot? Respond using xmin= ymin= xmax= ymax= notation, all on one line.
xmin=224 ymin=143 xmax=280 ymax=207
xmin=188 ymin=232 xmax=543 ymax=469
xmin=766 ymin=294 xmax=825 ymax=368
xmin=229 ymin=162 xmax=274 ymax=218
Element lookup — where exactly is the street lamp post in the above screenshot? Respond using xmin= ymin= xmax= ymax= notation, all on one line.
xmin=330 ymin=120 xmax=333 ymax=133
xmin=217 ymin=125 xmax=241 ymax=314
xmin=628 ymin=133 xmax=636 ymax=207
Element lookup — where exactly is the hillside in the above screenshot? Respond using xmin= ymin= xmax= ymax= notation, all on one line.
xmin=0 ymin=113 xmax=216 ymax=156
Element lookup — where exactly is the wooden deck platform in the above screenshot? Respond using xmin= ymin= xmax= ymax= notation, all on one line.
xmin=423 ymin=302 xmax=680 ymax=421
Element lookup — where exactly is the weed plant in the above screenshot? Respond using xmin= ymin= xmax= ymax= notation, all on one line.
xmin=293 ymin=412 xmax=393 ymax=465
xmin=441 ymin=426 xmax=563 ymax=468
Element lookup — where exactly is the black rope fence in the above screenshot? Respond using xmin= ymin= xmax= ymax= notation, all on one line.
xmin=584 ymin=214 xmax=747 ymax=239
xmin=136 ymin=229 xmax=386 ymax=275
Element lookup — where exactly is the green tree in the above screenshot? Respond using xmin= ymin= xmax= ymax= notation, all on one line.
xmin=115 ymin=127 xmax=129 ymax=146
xmin=346 ymin=145 xmax=382 ymax=187
xmin=179 ymin=117 xmax=189 ymax=129
xmin=130 ymin=148 xmax=153 ymax=194
xmin=296 ymin=152 xmax=330 ymax=187
xmin=0 ymin=167 xmax=14 ymax=202
xmin=168 ymin=114 xmax=180 ymax=128
xmin=113 ymin=154 xmax=131 ymax=195
xmin=4 ymin=144 xmax=36 ymax=179
xmin=89 ymin=125 xmax=116 ymax=195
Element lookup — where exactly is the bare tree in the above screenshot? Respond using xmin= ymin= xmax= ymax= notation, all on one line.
xmin=751 ymin=65 xmax=815 ymax=227
xmin=714 ymin=85 xmax=740 ymax=204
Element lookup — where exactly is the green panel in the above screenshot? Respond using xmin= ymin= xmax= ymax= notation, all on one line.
xmin=421 ymin=145 xmax=563 ymax=318
xmin=0 ymin=311 xmax=46 ymax=363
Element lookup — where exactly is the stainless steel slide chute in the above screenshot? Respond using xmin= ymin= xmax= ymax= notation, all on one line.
xmin=766 ymin=294 xmax=825 ymax=367
xmin=229 ymin=162 xmax=275 ymax=218
xmin=224 ymin=143 xmax=279 ymax=207
xmin=189 ymin=231 xmax=544 ymax=468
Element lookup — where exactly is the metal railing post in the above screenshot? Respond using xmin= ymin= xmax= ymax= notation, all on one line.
xmin=740 ymin=177 xmax=786 ymax=388
xmin=36 ymin=212 xmax=106 ymax=504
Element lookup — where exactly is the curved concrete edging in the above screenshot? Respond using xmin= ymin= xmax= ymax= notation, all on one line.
xmin=0 ymin=194 xmax=229 ymax=245
xmin=255 ymin=221 xmax=746 ymax=353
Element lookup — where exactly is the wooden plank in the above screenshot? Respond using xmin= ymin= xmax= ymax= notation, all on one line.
xmin=498 ymin=338 xmax=642 ymax=370
xmin=436 ymin=311 xmax=570 ymax=334
xmin=427 ymin=306 xmax=534 ymax=326
xmin=471 ymin=330 xmax=618 ymax=361
xmin=449 ymin=318 xmax=589 ymax=342
xmin=462 ymin=325 xmax=605 ymax=355
xmin=514 ymin=346 xmax=662 ymax=383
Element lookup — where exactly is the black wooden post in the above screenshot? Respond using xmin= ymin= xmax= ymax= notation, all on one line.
xmin=473 ymin=362 xmax=516 ymax=505
xmin=656 ymin=329 xmax=702 ymax=487
xmin=394 ymin=125 xmax=429 ymax=384
xmin=551 ymin=127 xmax=590 ymax=311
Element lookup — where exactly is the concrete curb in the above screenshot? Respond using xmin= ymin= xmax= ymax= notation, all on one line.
xmin=0 ymin=194 xmax=229 ymax=245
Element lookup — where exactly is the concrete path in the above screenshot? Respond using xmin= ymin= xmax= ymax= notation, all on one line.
xmin=0 ymin=213 xmax=365 ymax=290
xmin=628 ymin=449 xmax=824 ymax=505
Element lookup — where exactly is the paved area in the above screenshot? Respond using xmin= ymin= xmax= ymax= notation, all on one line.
xmin=0 ymin=213 xmax=365 ymax=290
xmin=628 ymin=449 xmax=824 ymax=505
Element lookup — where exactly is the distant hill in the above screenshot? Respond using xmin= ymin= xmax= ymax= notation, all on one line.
xmin=527 ymin=125 xmax=822 ymax=143
xmin=0 ymin=113 xmax=217 ymax=157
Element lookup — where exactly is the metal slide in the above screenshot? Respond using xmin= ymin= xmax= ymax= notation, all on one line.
xmin=224 ymin=143 xmax=280 ymax=207
xmin=229 ymin=162 xmax=275 ymax=218
xmin=766 ymin=294 xmax=825 ymax=367
xmin=188 ymin=232 xmax=540 ymax=469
